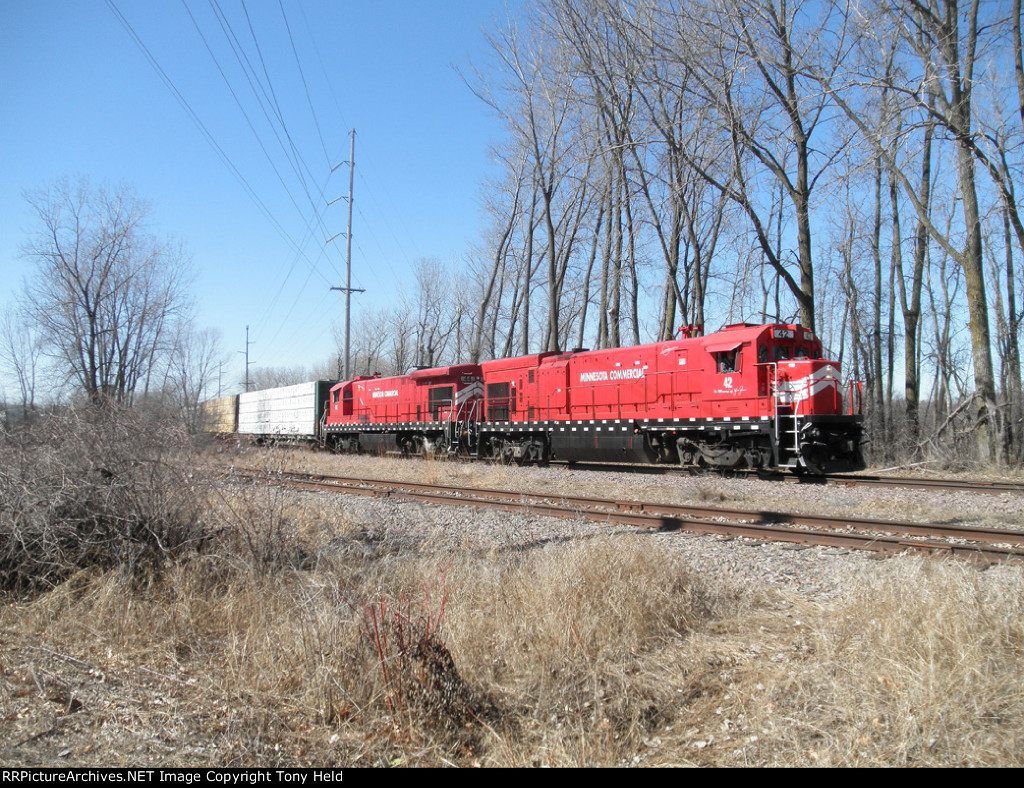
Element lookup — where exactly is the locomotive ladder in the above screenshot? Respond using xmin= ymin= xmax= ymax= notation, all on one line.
xmin=445 ymin=397 xmax=482 ymax=457
xmin=769 ymin=363 xmax=802 ymax=469
xmin=779 ymin=413 xmax=803 ymax=468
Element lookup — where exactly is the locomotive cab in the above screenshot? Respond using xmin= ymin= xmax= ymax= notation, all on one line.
xmin=328 ymin=378 xmax=366 ymax=419
xmin=765 ymin=327 xmax=843 ymax=416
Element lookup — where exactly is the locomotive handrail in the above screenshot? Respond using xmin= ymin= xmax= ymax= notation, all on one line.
xmin=766 ymin=362 xmax=780 ymax=450
xmin=847 ymin=380 xmax=864 ymax=416
xmin=318 ymin=405 xmax=328 ymax=447
xmin=435 ymin=397 xmax=455 ymax=423
xmin=488 ymin=363 xmax=782 ymax=423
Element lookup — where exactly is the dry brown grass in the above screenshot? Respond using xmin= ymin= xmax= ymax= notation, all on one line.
xmin=6 ymin=513 xmax=1022 ymax=766
xmin=0 ymin=515 xmax=733 ymax=765
xmin=3 ymin=436 xmax=1024 ymax=766
xmin=787 ymin=560 xmax=1024 ymax=765
xmin=637 ymin=559 xmax=1024 ymax=767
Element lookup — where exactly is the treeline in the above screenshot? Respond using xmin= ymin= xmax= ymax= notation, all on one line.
xmin=341 ymin=0 xmax=1024 ymax=468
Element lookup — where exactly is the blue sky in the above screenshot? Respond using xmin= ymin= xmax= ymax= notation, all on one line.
xmin=1 ymin=0 xmax=515 ymax=391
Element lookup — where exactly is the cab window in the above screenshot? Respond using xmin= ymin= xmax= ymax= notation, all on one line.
xmin=715 ymin=350 xmax=740 ymax=373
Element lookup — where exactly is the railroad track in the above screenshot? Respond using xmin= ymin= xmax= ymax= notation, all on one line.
xmin=545 ymin=461 xmax=1024 ymax=494
xmin=229 ymin=467 xmax=1024 ymax=564
xmin=236 ymin=443 xmax=1024 ymax=495
xmin=815 ymin=474 xmax=1024 ymax=494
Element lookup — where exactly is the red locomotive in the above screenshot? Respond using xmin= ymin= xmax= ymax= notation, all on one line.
xmin=324 ymin=364 xmax=483 ymax=456
xmin=323 ymin=322 xmax=865 ymax=475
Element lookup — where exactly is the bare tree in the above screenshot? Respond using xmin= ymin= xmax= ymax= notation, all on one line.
xmin=166 ymin=326 xmax=225 ymax=431
xmin=795 ymin=0 xmax=1010 ymax=461
xmin=340 ymin=307 xmax=394 ymax=377
xmin=635 ymin=0 xmax=853 ymax=332
xmin=0 ymin=307 xmax=45 ymax=415
xmin=466 ymin=18 xmax=597 ymax=353
xmin=895 ymin=90 xmax=936 ymax=446
xmin=408 ymin=258 xmax=459 ymax=368
xmin=388 ymin=301 xmax=415 ymax=376
xmin=469 ymin=155 xmax=528 ymax=363
xmin=877 ymin=0 xmax=1000 ymax=461
xmin=20 ymin=178 xmax=192 ymax=404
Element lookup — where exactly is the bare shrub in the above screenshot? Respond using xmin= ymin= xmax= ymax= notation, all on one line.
xmin=204 ymin=483 xmax=309 ymax=578
xmin=350 ymin=576 xmax=498 ymax=743
xmin=865 ymin=397 xmax=1005 ymax=472
xmin=0 ymin=403 xmax=208 ymax=594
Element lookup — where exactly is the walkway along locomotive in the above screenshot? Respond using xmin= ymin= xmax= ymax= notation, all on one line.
xmin=314 ymin=323 xmax=865 ymax=475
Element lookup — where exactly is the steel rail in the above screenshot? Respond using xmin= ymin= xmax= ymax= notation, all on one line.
xmin=817 ymin=474 xmax=1024 ymax=494
xmin=234 ymin=443 xmax=1024 ymax=495
xmin=228 ymin=468 xmax=1024 ymax=564
xmin=266 ymin=468 xmax=1024 ymax=545
xmin=546 ymin=461 xmax=1024 ymax=495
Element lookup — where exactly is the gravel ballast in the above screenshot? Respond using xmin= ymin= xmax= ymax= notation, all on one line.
xmin=232 ymin=450 xmax=1024 ymax=601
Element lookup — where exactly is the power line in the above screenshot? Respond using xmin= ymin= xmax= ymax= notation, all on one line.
xmin=107 ymin=0 xmax=309 ymax=262
xmin=278 ymin=0 xmax=332 ymax=168
xmin=293 ymin=0 xmax=427 ymax=280
xmin=109 ymin=1 xmax=445 ymax=370
xmin=193 ymin=0 xmax=343 ymax=281
xmin=183 ymin=4 xmax=318 ymax=251
xmin=109 ymin=0 xmax=354 ymax=363
xmin=177 ymin=0 xmax=358 ymax=348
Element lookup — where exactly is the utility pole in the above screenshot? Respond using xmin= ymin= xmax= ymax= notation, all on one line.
xmin=244 ymin=325 xmax=253 ymax=392
xmin=330 ymin=129 xmax=364 ymax=380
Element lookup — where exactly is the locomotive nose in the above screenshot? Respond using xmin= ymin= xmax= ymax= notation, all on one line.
xmin=775 ymin=359 xmax=843 ymax=416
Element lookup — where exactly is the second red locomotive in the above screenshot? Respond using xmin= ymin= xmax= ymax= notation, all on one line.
xmin=323 ymin=322 xmax=865 ymax=475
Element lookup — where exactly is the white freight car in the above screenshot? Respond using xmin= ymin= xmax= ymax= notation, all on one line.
xmin=237 ymin=380 xmax=338 ymax=438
